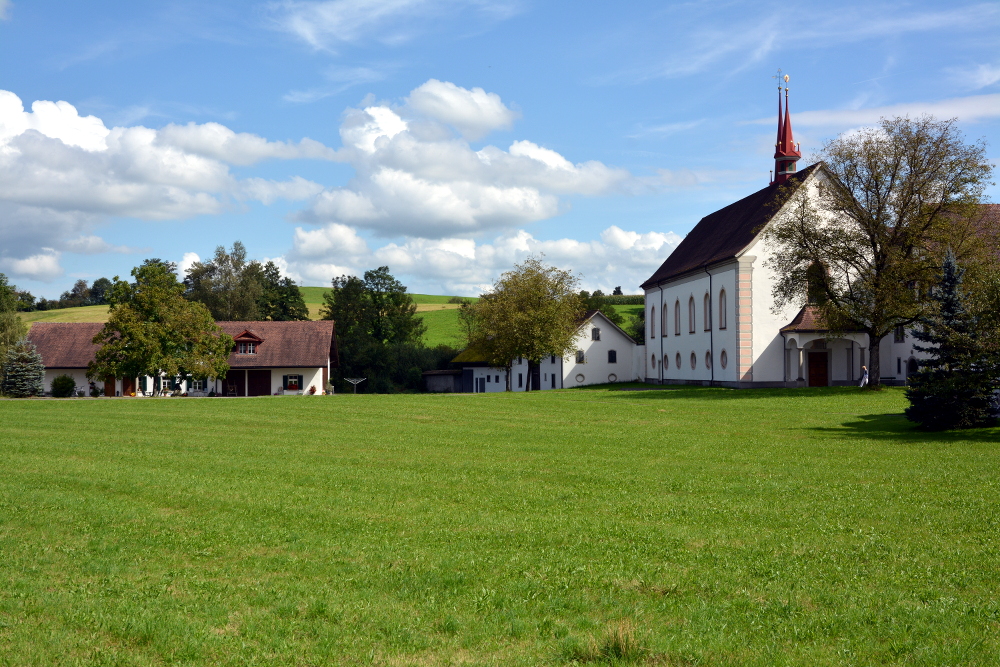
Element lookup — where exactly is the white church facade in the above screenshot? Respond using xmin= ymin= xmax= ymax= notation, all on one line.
xmin=641 ymin=84 xmax=925 ymax=387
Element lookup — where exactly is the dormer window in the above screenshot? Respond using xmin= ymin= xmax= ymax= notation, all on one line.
xmin=233 ymin=329 xmax=264 ymax=355
xmin=237 ymin=341 xmax=256 ymax=354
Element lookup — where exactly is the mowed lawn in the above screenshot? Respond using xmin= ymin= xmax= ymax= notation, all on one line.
xmin=2 ymin=387 xmax=999 ymax=666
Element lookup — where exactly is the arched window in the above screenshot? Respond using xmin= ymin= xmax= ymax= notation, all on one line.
xmin=608 ymin=350 xmax=617 ymax=364
xmin=651 ymin=354 xmax=656 ymax=368
xmin=674 ymin=300 xmax=681 ymax=335
xmin=662 ymin=307 xmax=667 ymax=337
xmin=592 ymin=327 xmax=601 ymax=341
xmin=650 ymin=307 xmax=655 ymax=338
xmin=703 ymin=293 xmax=711 ymax=331
xmin=718 ymin=289 xmax=727 ymax=329
xmin=688 ymin=297 xmax=696 ymax=334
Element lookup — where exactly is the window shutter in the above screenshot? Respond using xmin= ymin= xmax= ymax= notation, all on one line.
xmin=283 ymin=375 xmax=288 ymax=390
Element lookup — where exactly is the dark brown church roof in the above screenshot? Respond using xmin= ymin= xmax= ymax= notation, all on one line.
xmin=28 ymin=320 xmax=338 ymax=370
xmin=641 ymin=163 xmax=821 ymax=289
xmin=27 ymin=322 xmax=104 ymax=368
xmin=779 ymin=305 xmax=864 ymax=334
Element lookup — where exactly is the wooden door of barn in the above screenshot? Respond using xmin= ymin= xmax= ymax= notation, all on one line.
xmin=104 ymin=377 xmax=116 ymax=396
xmin=807 ymin=352 xmax=828 ymax=387
xmin=122 ymin=377 xmax=135 ymax=396
xmin=247 ymin=370 xmax=271 ymax=396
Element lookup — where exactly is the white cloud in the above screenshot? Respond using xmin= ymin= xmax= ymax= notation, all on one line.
xmin=271 ymin=0 xmax=519 ymax=51
xmin=282 ymin=224 xmax=682 ymax=295
xmin=178 ymin=252 xmax=200 ymax=277
xmin=297 ymin=81 xmax=635 ymax=238
xmin=749 ymin=93 xmax=1000 ymax=128
xmin=948 ymin=63 xmax=1000 ymax=91
xmin=0 ymin=0 xmax=11 ymax=21
xmin=0 ymin=90 xmax=340 ymax=277
xmin=63 ymin=235 xmax=137 ymax=254
xmin=156 ymin=122 xmax=340 ymax=165
xmin=407 ymin=79 xmax=519 ymax=140
xmin=0 ymin=250 xmax=63 ymax=282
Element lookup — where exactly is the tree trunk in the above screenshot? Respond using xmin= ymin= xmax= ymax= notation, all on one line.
xmin=524 ymin=360 xmax=535 ymax=392
xmin=868 ymin=332 xmax=882 ymax=388
xmin=505 ymin=363 xmax=512 ymax=391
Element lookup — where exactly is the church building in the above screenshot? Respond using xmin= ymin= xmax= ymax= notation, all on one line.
xmin=641 ymin=80 xmax=921 ymax=387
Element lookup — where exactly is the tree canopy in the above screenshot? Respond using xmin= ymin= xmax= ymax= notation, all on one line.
xmin=184 ymin=242 xmax=309 ymax=321
xmin=88 ymin=261 xmax=233 ymax=384
xmin=1 ymin=339 xmax=44 ymax=398
xmin=464 ymin=257 xmax=584 ymax=391
xmin=0 ymin=273 xmax=28 ymax=372
xmin=320 ymin=266 xmax=433 ymax=393
xmin=764 ymin=115 xmax=994 ymax=387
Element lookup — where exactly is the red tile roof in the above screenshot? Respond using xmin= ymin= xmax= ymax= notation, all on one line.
xmin=217 ymin=321 xmax=337 ymax=369
xmin=641 ymin=164 xmax=820 ymax=289
xmin=779 ymin=305 xmax=864 ymax=333
xmin=28 ymin=320 xmax=338 ymax=370
xmin=27 ymin=322 xmax=104 ymax=368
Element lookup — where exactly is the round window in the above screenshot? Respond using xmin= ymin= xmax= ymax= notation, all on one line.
xmin=705 ymin=351 xmax=712 ymax=369
xmin=720 ymin=349 xmax=728 ymax=369
xmin=608 ymin=373 xmax=617 ymax=383
xmin=663 ymin=354 xmax=669 ymax=368
xmin=690 ymin=352 xmax=697 ymax=369
xmin=575 ymin=373 xmax=585 ymax=383
xmin=675 ymin=352 xmax=681 ymax=369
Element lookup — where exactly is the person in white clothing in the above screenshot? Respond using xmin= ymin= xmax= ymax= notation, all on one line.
xmin=859 ymin=365 xmax=869 ymax=388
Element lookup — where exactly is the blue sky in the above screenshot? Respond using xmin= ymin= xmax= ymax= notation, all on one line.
xmin=1 ymin=0 xmax=998 ymax=297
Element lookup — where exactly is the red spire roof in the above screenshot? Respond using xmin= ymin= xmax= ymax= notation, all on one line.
xmin=772 ymin=78 xmax=802 ymax=184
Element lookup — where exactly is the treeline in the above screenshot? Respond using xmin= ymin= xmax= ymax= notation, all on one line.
xmin=5 ymin=277 xmax=114 ymax=311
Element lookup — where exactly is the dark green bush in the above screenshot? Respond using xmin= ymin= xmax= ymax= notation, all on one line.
xmin=50 ymin=374 xmax=77 ymax=398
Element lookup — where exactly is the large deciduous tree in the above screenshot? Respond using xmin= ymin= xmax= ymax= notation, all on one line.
xmin=184 ymin=241 xmax=264 ymax=320
xmin=0 ymin=273 xmax=28 ymax=373
xmin=88 ymin=260 xmax=233 ymax=385
xmin=258 ymin=261 xmax=310 ymax=321
xmin=465 ymin=257 xmax=584 ymax=391
xmin=320 ymin=266 xmax=429 ymax=393
xmin=764 ymin=116 xmax=994 ymax=387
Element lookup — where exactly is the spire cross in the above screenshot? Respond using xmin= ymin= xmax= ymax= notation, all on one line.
xmin=772 ymin=68 xmax=783 ymax=89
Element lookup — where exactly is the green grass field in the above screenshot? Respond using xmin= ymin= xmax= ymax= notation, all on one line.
xmin=2 ymin=387 xmax=999 ymax=665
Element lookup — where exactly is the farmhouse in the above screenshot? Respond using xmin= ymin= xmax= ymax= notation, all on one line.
xmin=27 ymin=320 xmax=338 ymax=396
xmin=641 ymin=85 xmax=927 ymax=387
xmin=432 ymin=309 xmax=642 ymax=392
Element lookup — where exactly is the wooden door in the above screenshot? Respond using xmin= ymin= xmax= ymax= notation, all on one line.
xmin=807 ymin=352 xmax=828 ymax=387
xmin=122 ymin=377 xmax=135 ymax=396
xmin=247 ymin=369 xmax=271 ymax=396
xmin=222 ymin=370 xmax=246 ymax=396
xmin=104 ymin=377 xmax=116 ymax=397
xmin=531 ymin=368 xmax=540 ymax=391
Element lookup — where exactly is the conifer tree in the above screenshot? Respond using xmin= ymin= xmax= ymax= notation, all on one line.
xmin=1 ymin=339 xmax=45 ymax=397
xmin=904 ymin=250 xmax=1000 ymax=430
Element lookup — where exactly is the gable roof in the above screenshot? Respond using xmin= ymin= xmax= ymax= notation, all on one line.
xmin=216 ymin=321 xmax=337 ymax=368
xmin=641 ymin=163 xmax=821 ymax=289
xmin=27 ymin=320 xmax=338 ymax=371
xmin=27 ymin=322 xmax=104 ymax=368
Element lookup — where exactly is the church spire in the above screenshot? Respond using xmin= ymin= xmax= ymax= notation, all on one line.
xmin=772 ymin=73 xmax=802 ymax=184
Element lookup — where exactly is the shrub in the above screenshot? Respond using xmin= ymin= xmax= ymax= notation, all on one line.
xmin=1 ymin=339 xmax=45 ymax=398
xmin=50 ymin=374 xmax=77 ymax=398
xmin=559 ymin=620 xmax=647 ymax=664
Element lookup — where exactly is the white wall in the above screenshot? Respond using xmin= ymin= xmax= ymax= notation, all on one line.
xmin=562 ymin=313 xmax=637 ymax=387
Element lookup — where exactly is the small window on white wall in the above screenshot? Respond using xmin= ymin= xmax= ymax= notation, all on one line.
xmin=592 ymin=327 xmax=601 ymax=341
xmin=705 ymin=351 xmax=712 ymax=369
xmin=608 ymin=350 xmax=617 ymax=363
xmin=576 ymin=350 xmax=585 ymax=363
xmin=720 ymin=350 xmax=728 ymax=369
xmin=704 ymin=293 xmax=711 ymax=330
xmin=690 ymin=352 xmax=697 ymax=369
xmin=688 ymin=297 xmax=696 ymax=334
xmin=674 ymin=300 xmax=681 ymax=335
xmin=650 ymin=307 xmax=656 ymax=338
xmin=662 ymin=307 xmax=667 ymax=337
xmin=719 ymin=290 xmax=727 ymax=329
xmin=675 ymin=352 xmax=681 ymax=368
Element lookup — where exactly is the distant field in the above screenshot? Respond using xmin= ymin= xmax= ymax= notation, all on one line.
xmin=19 ymin=305 xmax=110 ymax=324
xmin=2 ymin=387 xmax=999 ymax=665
